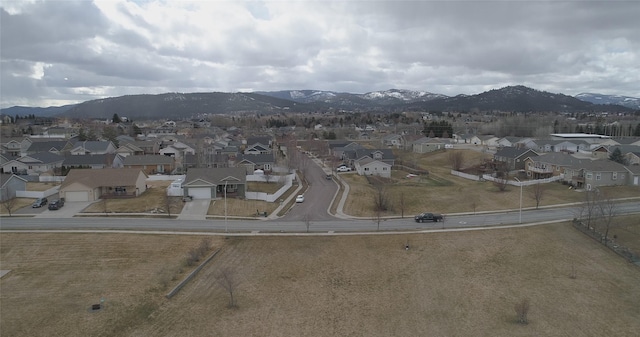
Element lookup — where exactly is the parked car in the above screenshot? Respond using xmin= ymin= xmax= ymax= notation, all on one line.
xmin=414 ymin=212 xmax=443 ymax=222
xmin=295 ymin=195 xmax=305 ymax=203
xmin=32 ymin=197 xmax=48 ymax=208
xmin=336 ymin=166 xmax=352 ymax=172
xmin=48 ymin=200 xmax=64 ymax=210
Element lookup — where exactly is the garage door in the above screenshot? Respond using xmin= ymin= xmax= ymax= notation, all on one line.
xmin=65 ymin=191 xmax=89 ymax=202
xmin=188 ymin=188 xmax=212 ymax=200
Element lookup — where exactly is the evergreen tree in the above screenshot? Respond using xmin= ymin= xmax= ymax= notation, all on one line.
xmin=634 ymin=123 xmax=640 ymax=137
xmin=112 ymin=113 xmax=121 ymax=123
xmin=609 ymin=147 xmax=624 ymax=164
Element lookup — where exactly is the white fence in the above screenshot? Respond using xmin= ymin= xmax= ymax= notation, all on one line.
xmin=246 ymin=173 xmax=295 ymax=203
xmin=165 ymin=173 xmax=296 ymax=202
xmin=39 ymin=176 xmax=65 ymax=183
xmin=450 ymin=170 xmax=482 ymax=181
xmin=451 ymin=170 xmax=564 ymax=186
xmin=16 ymin=186 xmax=60 ymax=199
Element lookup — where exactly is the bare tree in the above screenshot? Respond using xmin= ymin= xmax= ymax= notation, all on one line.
xmin=493 ymin=171 xmax=509 ymax=192
xmin=303 ymin=213 xmax=311 ymax=233
xmin=372 ymin=185 xmax=389 ymax=213
xmin=373 ymin=205 xmax=383 ymax=231
xmin=1 ymin=198 xmax=18 ymax=216
xmin=470 ymin=199 xmax=478 ymax=214
xmin=164 ymin=193 xmax=179 ymax=217
xmin=448 ymin=151 xmax=465 ymax=171
xmin=398 ymin=192 xmax=405 ymax=218
xmin=580 ymin=189 xmax=600 ymax=231
xmin=216 ymin=267 xmax=240 ymax=308
xmin=102 ymin=199 xmax=109 ymax=216
xmin=514 ymin=298 xmax=530 ymax=324
xmin=263 ymin=170 xmax=273 ymax=184
xmin=597 ymin=194 xmax=617 ymax=245
xmin=530 ymin=183 xmax=545 ymax=209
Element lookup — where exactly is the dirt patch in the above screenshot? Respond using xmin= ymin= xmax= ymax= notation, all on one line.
xmin=2 ymin=225 xmax=639 ymax=336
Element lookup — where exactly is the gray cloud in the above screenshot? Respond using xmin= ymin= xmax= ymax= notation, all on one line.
xmin=1 ymin=0 xmax=639 ymax=108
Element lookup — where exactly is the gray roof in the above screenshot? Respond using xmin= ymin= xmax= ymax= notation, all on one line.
xmin=528 ymin=152 xmax=587 ymax=167
xmin=236 ymin=153 xmax=275 ymax=164
xmin=123 ymin=155 xmax=174 ymax=165
xmin=184 ymin=167 xmax=246 ymax=185
xmin=63 ymin=154 xmax=114 ymax=166
xmin=25 ymin=152 xmax=65 ymax=164
xmin=26 ymin=140 xmax=69 ymax=152
xmin=494 ymin=147 xmax=538 ymax=159
xmin=580 ymin=159 xmax=628 ymax=172
xmin=71 ymin=141 xmax=113 ymax=152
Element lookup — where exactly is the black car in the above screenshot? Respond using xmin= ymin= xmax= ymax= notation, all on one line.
xmin=32 ymin=197 xmax=48 ymax=208
xmin=414 ymin=212 xmax=444 ymax=222
xmin=48 ymin=199 xmax=64 ymax=210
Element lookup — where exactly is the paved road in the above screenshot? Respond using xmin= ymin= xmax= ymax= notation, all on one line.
xmin=281 ymin=154 xmax=339 ymax=221
xmin=2 ymin=201 xmax=639 ymax=233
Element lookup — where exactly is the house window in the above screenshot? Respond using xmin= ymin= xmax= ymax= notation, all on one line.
xmin=383 ymin=167 xmax=388 ymax=171
xmin=596 ymin=173 xmax=601 ymax=181
xmin=586 ymin=173 xmax=593 ymax=179
xmin=612 ymin=172 xmax=617 ymax=180
xmin=621 ymin=173 xmax=625 ymax=180
xmin=364 ymin=167 xmax=369 ymax=171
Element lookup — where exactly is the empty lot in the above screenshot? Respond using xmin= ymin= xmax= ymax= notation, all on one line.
xmin=1 ymin=222 xmax=639 ymax=336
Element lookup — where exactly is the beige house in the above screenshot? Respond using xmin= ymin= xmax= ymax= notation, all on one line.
xmin=59 ymin=168 xmax=148 ymax=202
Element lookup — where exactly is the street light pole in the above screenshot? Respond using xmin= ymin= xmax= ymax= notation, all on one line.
xmin=224 ymin=181 xmax=228 ymax=233
xmin=514 ymin=177 xmax=522 ymax=223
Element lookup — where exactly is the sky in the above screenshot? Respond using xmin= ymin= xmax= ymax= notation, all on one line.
xmin=1 ymin=0 xmax=639 ymax=108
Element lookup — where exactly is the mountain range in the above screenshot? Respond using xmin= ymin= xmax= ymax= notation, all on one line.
xmin=1 ymin=86 xmax=637 ymax=120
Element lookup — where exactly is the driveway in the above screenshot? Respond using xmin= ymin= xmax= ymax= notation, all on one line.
xmin=177 ymin=199 xmax=210 ymax=221
xmin=34 ymin=201 xmax=93 ymax=218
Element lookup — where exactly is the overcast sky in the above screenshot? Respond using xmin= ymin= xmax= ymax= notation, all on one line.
xmin=1 ymin=0 xmax=639 ymax=108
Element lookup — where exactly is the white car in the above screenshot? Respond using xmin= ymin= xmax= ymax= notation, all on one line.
xmin=336 ymin=166 xmax=352 ymax=172
xmin=295 ymin=195 xmax=305 ymax=203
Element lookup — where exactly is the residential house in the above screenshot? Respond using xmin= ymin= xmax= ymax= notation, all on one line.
xmin=382 ymin=134 xmax=405 ymax=148
xmin=625 ymin=165 xmax=640 ymax=186
xmin=563 ymin=159 xmax=630 ymax=190
xmin=591 ymin=145 xmax=640 ymax=160
xmin=344 ymin=148 xmax=395 ymax=168
xmin=122 ymin=155 xmax=175 ymax=175
xmin=534 ymin=140 xmax=588 ymax=153
xmin=479 ymin=135 xmax=500 ymax=147
xmin=624 ymin=151 xmax=640 ymax=166
xmin=69 ymin=141 xmax=117 ymax=155
xmin=182 ymin=167 xmax=246 ymax=200
xmin=1 ymin=152 xmax=65 ymax=175
xmin=327 ymin=141 xmax=365 ymax=159
xmin=497 ymin=136 xmax=522 ymax=148
xmin=244 ymin=136 xmax=272 ymax=154
xmin=493 ymin=147 xmax=539 ymax=172
xmin=354 ymin=157 xmax=392 ymax=178
xmin=59 ymin=168 xmax=148 ymax=202
xmin=235 ymin=153 xmax=276 ymax=174
xmin=24 ymin=140 xmax=70 ymax=155
xmin=523 ymin=152 xmax=585 ymax=179
xmin=0 ymin=137 xmax=24 ymax=156
xmin=0 ymin=174 xmax=27 ymax=201
xmin=116 ymin=142 xmax=145 ymax=157
xmin=412 ymin=137 xmax=449 ymax=153
xmin=63 ymin=154 xmax=120 ymax=170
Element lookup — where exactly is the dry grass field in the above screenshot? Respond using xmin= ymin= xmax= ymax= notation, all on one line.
xmin=341 ymin=149 xmax=640 ymax=217
xmin=2 ymin=223 xmax=639 ymax=337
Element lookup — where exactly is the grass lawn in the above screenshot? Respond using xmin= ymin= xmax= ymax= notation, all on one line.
xmin=2 ymin=223 xmax=639 ymax=336
xmin=82 ymin=181 xmax=184 ymax=215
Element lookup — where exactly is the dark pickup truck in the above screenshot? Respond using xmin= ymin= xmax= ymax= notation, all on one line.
xmin=414 ymin=212 xmax=444 ymax=222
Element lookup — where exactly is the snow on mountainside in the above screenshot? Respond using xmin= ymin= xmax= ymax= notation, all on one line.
xmin=362 ymin=89 xmax=447 ymax=101
xmin=575 ymin=93 xmax=640 ymax=109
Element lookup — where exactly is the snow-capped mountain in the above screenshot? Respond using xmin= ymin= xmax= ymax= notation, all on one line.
xmin=361 ymin=89 xmax=448 ymax=102
xmin=575 ymin=93 xmax=640 ymax=110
